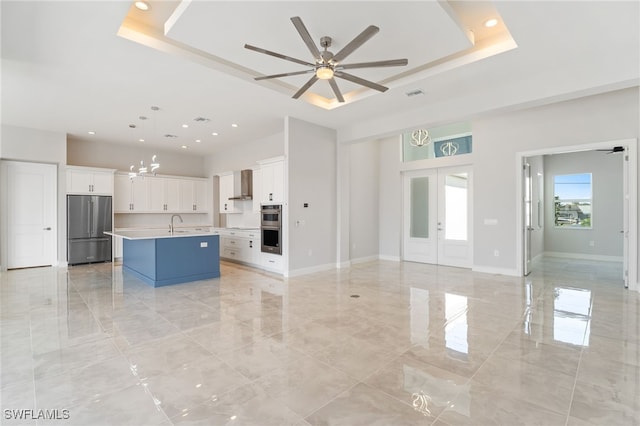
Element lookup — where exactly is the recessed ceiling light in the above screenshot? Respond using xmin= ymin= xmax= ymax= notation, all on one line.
xmin=134 ymin=1 xmax=150 ymax=11
xmin=195 ymin=139 xmax=201 ymax=143
xmin=484 ymin=18 xmax=498 ymax=28
xmin=139 ymin=138 xmax=145 ymax=142
xmin=231 ymin=123 xmax=238 ymax=128
xmin=182 ymin=124 xmax=189 ymax=128
xmin=212 ymin=132 xmax=218 ymax=136
xmin=181 ymin=145 xmax=188 ymax=149
xmin=88 ymin=131 xmax=96 ymax=135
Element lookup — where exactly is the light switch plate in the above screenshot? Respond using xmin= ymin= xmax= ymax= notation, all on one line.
xmin=200 ymin=242 xmax=208 ymax=247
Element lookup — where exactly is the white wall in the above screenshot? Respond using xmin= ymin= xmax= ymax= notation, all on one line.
xmin=472 ymin=87 xmax=638 ymax=274
xmin=205 ymin=131 xmax=284 ymax=175
xmin=378 ymin=136 xmax=402 ymax=260
xmin=544 ymin=150 xmax=623 ymax=259
xmin=285 ymin=117 xmax=337 ymax=274
xmin=348 ymin=140 xmax=380 ymax=261
xmin=68 ymin=138 xmax=206 ymax=177
xmin=1 ymin=125 xmax=67 ymax=267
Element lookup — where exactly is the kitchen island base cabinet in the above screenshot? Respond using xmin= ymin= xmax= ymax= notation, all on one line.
xmin=123 ymin=235 xmax=220 ymax=287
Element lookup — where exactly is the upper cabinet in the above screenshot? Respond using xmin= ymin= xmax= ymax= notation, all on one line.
xmin=67 ymin=166 xmax=115 ymax=195
xmin=259 ymin=158 xmax=284 ymax=204
xmin=114 ymin=173 xmax=209 ymax=214
xmin=148 ymin=177 xmax=181 ymax=212
xmin=252 ymin=168 xmax=262 ymax=213
xmin=218 ymin=172 xmax=238 ymax=213
xmin=181 ymin=179 xmax=208 ymax=212
xmin=114 ymin=174 xmax=148 ymax=212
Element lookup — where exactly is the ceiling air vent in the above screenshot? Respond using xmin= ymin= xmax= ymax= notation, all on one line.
xmin=164 ymin=134 xmax=178 ymax=138
xmin=193 ymin=117 xmax=211 ymax=122
xmin=405 ymin=89 xmax=425 ymax=97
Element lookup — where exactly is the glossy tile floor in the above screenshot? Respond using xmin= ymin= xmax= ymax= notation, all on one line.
xmin=1 ymin=257 xmax=639 ymax=425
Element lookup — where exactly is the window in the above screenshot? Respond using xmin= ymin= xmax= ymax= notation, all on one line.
xmin=402 ymin=122 xmax=472 ymax=162
xmin=553 ymin=173 xmax=592 ymax=228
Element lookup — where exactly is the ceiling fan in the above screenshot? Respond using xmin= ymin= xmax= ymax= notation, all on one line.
xmin=244 ymin=16 xmax=408 ymax=102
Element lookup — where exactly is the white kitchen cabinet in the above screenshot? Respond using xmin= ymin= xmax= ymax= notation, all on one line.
xmin=115 ymin=173 xmax=208 ymax=214
xmin=114 ymin=174 xmax=148 ymax=212
xmin=194 ymin=180 xmax=207 ymax=212
xmin=252 ymin=168 xmax=262 ymax=213
xmin=181 ymin=178 xmax=209 ymax=212
xmin=149 ymin=177 xmax=181 ymax=212
xmin=246 ymin=230 xmax=261 ymax=264
xmin=259 ymin=158 xmax=284 ymax=204
xmin=219 ymin=229 xmax=261 ymax=266
xmin=67 ymin=166 xmax=115 ymax=195
xmin=218 ymin=173 xmax=237 ymax=213
xmin=261 ymin=252 xmax=283 ymax=273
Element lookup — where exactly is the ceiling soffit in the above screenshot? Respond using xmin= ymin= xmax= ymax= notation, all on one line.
xmin=119 ymin=1 xmax=516 ymax=110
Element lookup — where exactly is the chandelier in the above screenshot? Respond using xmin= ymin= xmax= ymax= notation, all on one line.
xmin=410 ymin=129 xmax=431 ymax=147
xmin=129 ymin=106 xmax=161 ymax=179
xmin=129 ymin=155 xmax=159 ymax=179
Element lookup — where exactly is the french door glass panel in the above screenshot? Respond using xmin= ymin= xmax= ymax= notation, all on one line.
xmin=410 ymin=177 xmax=429 ymax=238
xmin=444 ymin=173 xmax=468 ymax=241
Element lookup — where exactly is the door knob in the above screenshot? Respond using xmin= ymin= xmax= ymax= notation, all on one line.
xmin=43 ymin=227 xmax=52 ymax=230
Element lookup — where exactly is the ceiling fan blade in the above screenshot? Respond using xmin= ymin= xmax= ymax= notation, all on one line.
xmin=291 ymin=17 xmax=322 ymax=61
xmin=244 ymin=44 xmax=314 ymax=67
xmin=334 ymin=71 xmax=388 ymax=92
xmin=255 ymin=69 xmax=315 ymax=81
xmin=328 ymin=78 xmax=345 ymax=103
xmin=332 ymin=25 xmax=379 ymax=63
xmin=292 ymin=75 xmax=319 ymax=99
xmin=339 ymin=59 xmax=408 ymax=70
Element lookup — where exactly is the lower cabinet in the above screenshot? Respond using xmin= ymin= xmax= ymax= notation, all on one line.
xmin=218 ymin=229 xmax=282 ymax=273
xmin=219 ymin=230 xmax=261 ymax=266
xmin=260 ymin=252 xmax=283 ymax=272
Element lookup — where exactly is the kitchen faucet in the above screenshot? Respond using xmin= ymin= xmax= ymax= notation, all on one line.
xmin=170 ymin=214 xmax=183 ymax=234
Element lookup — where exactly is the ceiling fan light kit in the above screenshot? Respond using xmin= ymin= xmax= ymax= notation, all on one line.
xmin=245 ymin=16 xmax=408 ymax=102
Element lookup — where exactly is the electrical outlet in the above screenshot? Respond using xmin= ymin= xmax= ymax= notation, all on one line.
xmin=494 ymin=250 xmax=500 ymax=257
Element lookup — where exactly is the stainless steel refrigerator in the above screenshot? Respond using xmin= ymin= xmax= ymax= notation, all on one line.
xmin=67 ymin=195 xmax=112 ymax=265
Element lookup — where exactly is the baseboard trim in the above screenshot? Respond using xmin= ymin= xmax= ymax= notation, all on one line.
xmin=543 ymin=252 xmax=623 ymax=262
xmin=472 ymin=265 xmax=520 ymax=276
xmin=286 ymin=262 xmax=336 ymax=277
xmin=336 ymin=261 xmax=351 ymax=269
xmin=351 ymin=255 xmax=379 ymax=265
xmin=378 ymin=255 xmax=400 ymax=262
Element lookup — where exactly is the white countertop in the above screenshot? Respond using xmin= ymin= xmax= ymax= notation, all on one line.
xmin=105 ymin=229 xmax=219 ymax=240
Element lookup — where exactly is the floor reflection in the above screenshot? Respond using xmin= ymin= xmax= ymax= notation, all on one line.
xmin=1 ymin=257 xmax=637 ymax=426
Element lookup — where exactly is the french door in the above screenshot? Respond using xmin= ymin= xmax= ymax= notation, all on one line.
xmin=403 ymin=166 xmax=473 ymax=268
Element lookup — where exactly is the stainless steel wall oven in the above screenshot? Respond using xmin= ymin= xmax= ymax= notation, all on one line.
xmin=261 ymin=204 xmax=281 ymax=255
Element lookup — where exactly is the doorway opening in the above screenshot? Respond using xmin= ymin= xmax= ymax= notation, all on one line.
xmin=516 ymin=139 xmax=637 ymax=290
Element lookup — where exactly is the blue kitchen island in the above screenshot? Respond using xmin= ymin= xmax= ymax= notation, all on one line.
xmin=106 ymin=230 xmax=220 ymax=287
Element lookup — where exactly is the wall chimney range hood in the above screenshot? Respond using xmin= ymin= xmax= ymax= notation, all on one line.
xmin=228 ymin=169 xmax=253 ymax=200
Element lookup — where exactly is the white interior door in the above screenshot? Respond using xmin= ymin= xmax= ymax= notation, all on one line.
xmin=403 ymin=166 xmax=473 ymax=268
xmin=6 ymin=161 xmax=57 ymax=269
